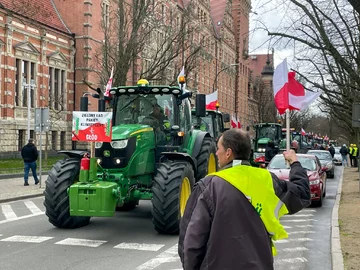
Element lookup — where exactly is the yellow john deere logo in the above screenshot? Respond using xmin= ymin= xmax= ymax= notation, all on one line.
xmin=103 ymin=150 xmax=111 ymax=157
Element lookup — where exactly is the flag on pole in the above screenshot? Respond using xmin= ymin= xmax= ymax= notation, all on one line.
xmin=301 ymin=128 xmax=306 ymax=136
xmin=273 ymin=59 xmax=321 ymax=114
xmin=104 ymin=67 xmax=114 ymax=101
xmin=206 ymin=91 xmax=218 ymax=110
xmin=237 ymin=116 xmax=241 ymax=128
xmin=178 ymin=66 xmax=186 ymax=89
xmin=231 ymin=114 xmax=238 ymax=128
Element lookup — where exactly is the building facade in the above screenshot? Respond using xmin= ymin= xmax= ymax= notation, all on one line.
xmin=0 ymin=0 xmax=251 ymax=155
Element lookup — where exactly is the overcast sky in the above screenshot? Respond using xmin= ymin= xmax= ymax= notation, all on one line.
xmin=249 ymin=0 xmax=293 ymax=67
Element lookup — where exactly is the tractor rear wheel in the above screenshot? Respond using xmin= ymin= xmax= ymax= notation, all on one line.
xmin=152 ymin=161 xmax=195 ymax=234
xmin=195 ymin=137 xmax=217 ymax=181
xmin=43 ymin=158 xmax=91 ymax=228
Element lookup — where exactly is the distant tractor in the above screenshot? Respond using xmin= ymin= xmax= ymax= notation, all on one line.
xmin=192 ymin=106 xmax=230 ymax=141
xmin=252 ymin=123 xmax=282 ymax=165
xmin=44 ymin=78 xmax=217 ymax=234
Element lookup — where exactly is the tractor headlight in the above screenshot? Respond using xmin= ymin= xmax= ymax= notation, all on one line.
xmin=110 ymin=140 xmax=128 ymax=149
xmin=95 ymin=142 xmax=103 ymax=149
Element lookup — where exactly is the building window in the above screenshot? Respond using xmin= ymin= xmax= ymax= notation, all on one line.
xmin=102 ymin=1 xmax=109 ymax=28
xmin=18 ymin=130 xmax=25 ymax=151
xmin=15 ymin=59 xmax=36 ymax=107
xmin=52 ymin=131 xmax=58 ymax=150
xmin=61 ymin=131 xmax=66 ymax=149
xmin=49 ymin=67 xmax=66 ymax=110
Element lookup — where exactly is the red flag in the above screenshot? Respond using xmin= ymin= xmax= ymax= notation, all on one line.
xmin=231 ymin=115 xmax=237 ymax=128
xmin=206 ymin=91 xmax=218 ymax=110
xmin=301 ymin=128 xmax=306 ymax=136
xmin=104 ymin=67 xmax=114 ymax=102
xmin=237 ymin=116 xmax=241 ymax=128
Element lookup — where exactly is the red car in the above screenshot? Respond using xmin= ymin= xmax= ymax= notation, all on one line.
xmin=267 ymin=154 xmax=327 ymax=206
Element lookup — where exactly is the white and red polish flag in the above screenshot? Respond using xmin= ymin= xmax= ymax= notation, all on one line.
xmin=237 ymin=116 xmax=241 ymax=128
xmin=206 ymin=90 xmax=218 ymax=110
xmin=231 ymin=114 xmax=238 ymax=128
xmin=301 ymin=128 xmax=306 ymax=136
xmin=273 ymin=59 xmax=321 ymax=114
xmin=104 ymin=67 xmax=114 ymax=100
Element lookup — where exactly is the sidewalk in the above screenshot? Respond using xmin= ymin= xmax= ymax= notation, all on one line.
xmin=0 ymin=175 xmax=45 ymax=203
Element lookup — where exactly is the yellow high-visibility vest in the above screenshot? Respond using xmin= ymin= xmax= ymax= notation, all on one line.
xmin=210 ymin=164 xmax=289 ymax=256
xmin=349 ymin=147 xmax=353 ymax=155
xmin=352 ymin=147 xmax=358 ymax=157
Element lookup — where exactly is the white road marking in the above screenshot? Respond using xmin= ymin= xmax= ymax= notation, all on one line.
xmin=275 ymin=257 xmax=308 ymax=264
xmin=287 ymin=231 xmax=314 ymax=235
xmin=0 ymin=235 xmax=53 ymax=243
xmin=295 ymin=225 xmax=314 ymax=228
xmin=275 ymin=238 xmax=313 ymax=244
xmin=281 ymin=219 xmax=317 ymax=222
xmin=283 ymin=214 xmax=314 ymax=218
xmin=55 ymin=238 xmax=106 ymax=248
xmin=1 ymin=205 xmax=17 ymax=219
xmin=283 ymin=226 xmax=292 ymax=229
xmin=0 ymin=234 xmax=2 ymax=237
xmin=114 ymin=243 xmax=164 ymax=251
xmin=136 ymin=244 xmax=179 ymax=270
xmin=24 ymin=201 xmax=43 ymax=214
xmin=0 ymin=212 xmax=44 ymax=224
xmin=302 ymin=209 xmax=316 ymax=212
xmin=280 ymin=247 xmax=308 ymax=252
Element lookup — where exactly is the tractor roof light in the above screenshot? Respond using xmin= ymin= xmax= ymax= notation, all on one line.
xmin=178 ymin=76 xmax=186 ymax=85
xmin=215 ymin=102 xmax=220 ymax=109
xmin=137 ymin=79 xmax=149 ymax=87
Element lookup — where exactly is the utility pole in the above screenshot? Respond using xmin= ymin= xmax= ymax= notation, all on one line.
xmin=24 ymin=79 xmax=36 ymax=140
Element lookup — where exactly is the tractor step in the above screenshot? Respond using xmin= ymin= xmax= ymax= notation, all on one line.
xmin=69 ymin=181 xmax=118 ymax=217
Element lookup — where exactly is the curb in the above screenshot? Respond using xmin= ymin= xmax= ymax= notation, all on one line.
xmin=0 ymin=173 xmax=49 ymax=180
xmin=331 ymin=168 xmax=345 ymax=270
xmin=0 ymin=193 xmax=44 ymax=204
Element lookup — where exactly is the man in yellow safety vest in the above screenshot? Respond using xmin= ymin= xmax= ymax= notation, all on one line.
xmin=178 ymin=129 xmax=311 ymax=270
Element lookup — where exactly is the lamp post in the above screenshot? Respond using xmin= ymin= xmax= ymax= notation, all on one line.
xmin=23 ymin=79 xmax=36 ymax=140
xmin=212 ymin=63 xmax=239 ymax=93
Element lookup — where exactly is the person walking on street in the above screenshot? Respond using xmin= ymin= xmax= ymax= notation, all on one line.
xmin=349 ymin=144 xmax=354 ymax=167
xmin=340 ymin=144 xmax=349 ymax=167
xmin=178 ymin=129 xmax=311 ymax=270
xmin=352 ymin=144 xmax=358 ymax=168
xmin=21 ymin=138 xmax=39 ymax=186
xmin=328 ymin=144 xmax=335 ymax=158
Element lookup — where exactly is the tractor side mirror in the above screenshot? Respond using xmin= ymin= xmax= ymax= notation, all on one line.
xmin=223 ymin=113 xmax=230 ymax=123
xmin=195 ymin=94 xmax=206 ymax=117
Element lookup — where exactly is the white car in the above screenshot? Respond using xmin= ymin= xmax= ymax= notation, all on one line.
xmin=333 ymin=147 xmax=342 ymax=165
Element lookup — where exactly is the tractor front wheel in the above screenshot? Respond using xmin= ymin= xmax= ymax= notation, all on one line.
xmin=195 ymin=137 xmax=217 ymax=181
xmin=152 ymin=161 xmax=195 ymax=234
xmin=43 ymin=158 xmax=91 ymax=228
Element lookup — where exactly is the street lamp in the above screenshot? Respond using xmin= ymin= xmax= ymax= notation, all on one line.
xmin=23 ymin=79 xmax=36 ymax=140
xmin=212 ymin=63 xmax=239 ymax=93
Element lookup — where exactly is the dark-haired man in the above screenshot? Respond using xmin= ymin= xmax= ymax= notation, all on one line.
xmin=178 ymin=129 xmax=310 ymax=270
xmin=21 ymin=138 xmax=39 ymax=186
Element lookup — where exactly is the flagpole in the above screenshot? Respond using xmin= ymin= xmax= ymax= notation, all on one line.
xmin=286 ymin=109 xmax=290 ymax=151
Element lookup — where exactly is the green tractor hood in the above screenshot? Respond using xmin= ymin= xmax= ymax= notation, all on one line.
xmin=111 ymin=124 xmax=153 ymax=140
xmin=258 ymin=138 xmax=271 ymax=145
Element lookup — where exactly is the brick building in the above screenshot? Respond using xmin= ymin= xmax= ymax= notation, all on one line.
xmin=0 ymin=0 xmax=251 ymax=155
xmin=0 ymin=0 xmax=75 ymax=154
xmin=248 ymin=53 xmax=275 ymax=123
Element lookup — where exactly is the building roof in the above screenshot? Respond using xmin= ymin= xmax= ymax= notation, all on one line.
xmin=249 ymin=54 xmax=274 ymax=79
xmin=0 ymin=0 xmax=71 ymax=33
xmin=210 ymin=0 xmax=227 ymax=38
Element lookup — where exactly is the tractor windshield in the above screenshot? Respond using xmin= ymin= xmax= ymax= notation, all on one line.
xmin=192 ymin=116 xmax=214 ymax=137
xmin=114 ymin=94 xmax=175 ymax=128
xmin=257 ymin=126 xmax=277 ymax=141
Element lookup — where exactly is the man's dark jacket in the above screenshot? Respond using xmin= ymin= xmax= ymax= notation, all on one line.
xmin=340 ymin=146 xmax=348 ymax=156
xmin=178 ymin=161 xmax=310 ymax=270
xmin=21 ymin=143 xmax=38 ymax=163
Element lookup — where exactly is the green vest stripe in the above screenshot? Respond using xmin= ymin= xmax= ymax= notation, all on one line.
xmin=210 ymin=164 xmax=289 ymax=256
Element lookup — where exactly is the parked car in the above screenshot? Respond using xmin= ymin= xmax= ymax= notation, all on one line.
xmin=333 ymin=147 xmax=342 ymax=165
xmin=268 ymin=154 xmax=327 ymax=206
xmin=307 ymin=150 xmax=335 ymax=178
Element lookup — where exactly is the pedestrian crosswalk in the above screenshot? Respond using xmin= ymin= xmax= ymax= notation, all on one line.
xmin=0 ymin=200 xmax=320 ymax=269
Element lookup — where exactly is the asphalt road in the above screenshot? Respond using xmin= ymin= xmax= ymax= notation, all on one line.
xmin=0 ymin=166 xmax=341 ymax=270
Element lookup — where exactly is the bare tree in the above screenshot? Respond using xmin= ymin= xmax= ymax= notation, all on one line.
xmin=256 ymin=0 xmax=360 ymax=139
xmin=90 ymin=0 xmax=206 ymax=91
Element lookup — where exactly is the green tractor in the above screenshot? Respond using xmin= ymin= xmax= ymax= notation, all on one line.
xmin=191 ymin=108 xmax=230 ymax=141
xmin=43 ymin=79 xmax=217 ymax=234
xmin=253 ymin=123 xmax=283 ymax=162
